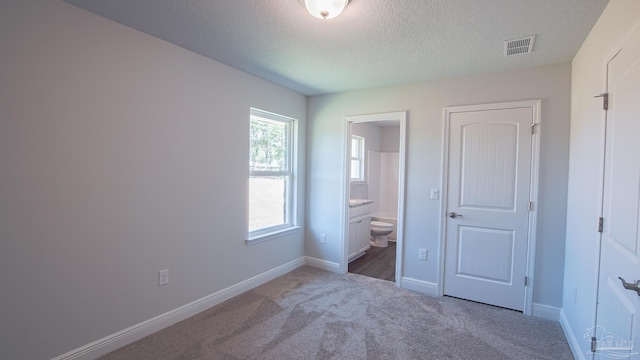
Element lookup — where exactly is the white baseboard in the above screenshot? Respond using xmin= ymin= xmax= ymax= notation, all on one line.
xmin=400 ymin=276 xmax=438 ymax=296
xmin=304 ymin=256 xmax=341 ymax=273
xmin=397 ymin=278 xmax=561 ymax=323
xmin=52 ymin=257 xmax=306 ymax=360
xmin=559 ymin=309 xmax=586 ymax=360
xmin=531 ymin=303 xmax=561 ymax=321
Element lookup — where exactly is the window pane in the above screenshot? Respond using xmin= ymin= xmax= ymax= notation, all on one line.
xmin=248 ymin=108 xmax=295 ymax=235
xmin=250 ymin=118 xmax=288 ymax=172
xmin=249 ymin=176 xmax=286 ymax=231
xmin=351 ymin=160 xmax=361 ymax=179
xmin=350 ymin=135 xmax=365 ymax=181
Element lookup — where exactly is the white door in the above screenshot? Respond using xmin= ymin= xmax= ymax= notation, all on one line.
xmin=443 ymin=101 xmax=539 ymax=311
xmin=592 ymin=25 xmax=640 ymax=360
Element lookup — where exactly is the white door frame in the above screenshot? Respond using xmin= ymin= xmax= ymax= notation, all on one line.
xmin=340 ymin=111 xmax=407 ymax=285
xmin=438 ymin=100 xmax=541 ymax=315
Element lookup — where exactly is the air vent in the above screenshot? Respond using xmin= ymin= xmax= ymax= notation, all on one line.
xmin=504 ymin=35 xmax=536 ymax=57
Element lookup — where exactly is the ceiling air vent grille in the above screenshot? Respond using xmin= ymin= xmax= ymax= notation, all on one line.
xmin=504 ymin=35 xmax=536 ymax=57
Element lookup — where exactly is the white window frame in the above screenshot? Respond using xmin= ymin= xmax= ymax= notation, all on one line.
xmin=247 ymin=108 xmax=299 ymax=244
xmin=350 ymin=135 xmax=365 ymax=182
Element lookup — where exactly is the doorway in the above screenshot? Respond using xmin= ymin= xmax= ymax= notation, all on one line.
xmin=440 ymin=100 xmax=541 ymax=314
xmin=341 ymin=111 xmax=407 ymax=285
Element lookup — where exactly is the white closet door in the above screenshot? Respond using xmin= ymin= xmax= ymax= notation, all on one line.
xmin=444 ymin=102 xmax=536 ymax=311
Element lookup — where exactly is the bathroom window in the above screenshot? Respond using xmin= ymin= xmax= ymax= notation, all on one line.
xmin=248 ymin=108 xmax=297 ymax=241
xmin=351 ymin=135 xmax=365 ymax=182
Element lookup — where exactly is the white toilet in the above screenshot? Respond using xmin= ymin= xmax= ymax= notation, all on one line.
xmin=370 ymin=220 xmax=394 ymax=247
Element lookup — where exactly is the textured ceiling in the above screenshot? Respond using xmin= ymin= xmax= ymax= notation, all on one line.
xmin=62 ymin=0 xmax=609 ymax=96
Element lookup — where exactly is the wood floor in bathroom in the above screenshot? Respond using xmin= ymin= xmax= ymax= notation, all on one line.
xmin=348 ymin=241 xmax=396 ymax=282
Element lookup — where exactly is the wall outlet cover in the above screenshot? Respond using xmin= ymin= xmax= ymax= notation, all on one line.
xmin=159 ymin=269 xmax=169 ymax=286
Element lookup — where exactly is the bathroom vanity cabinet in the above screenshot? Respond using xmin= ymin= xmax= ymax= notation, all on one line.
xmin=348 ymin=201 xmax=372 ymax=262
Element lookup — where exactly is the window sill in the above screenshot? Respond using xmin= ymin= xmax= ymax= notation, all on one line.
xmin=350 ymin=180 xmax=367 ymax=185
xmin=246 ymin=226 xmax=301 ymax=246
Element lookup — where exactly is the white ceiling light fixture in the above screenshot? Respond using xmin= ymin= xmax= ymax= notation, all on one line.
xmin=300 ymin=0 xmax=351 ymax=20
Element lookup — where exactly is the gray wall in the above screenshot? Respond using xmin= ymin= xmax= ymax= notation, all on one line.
xmin=380 ymin=127 xmax=400 ymax=153
xmin=562 ymin=0 xmax=640 ymax=356
xmin=0 ymin=1 xmax=306 ymax=359
xmin=306 ymin=63 xmax=571 ymax=309
xmin=352 ymin=122 xmax=382 ymax=152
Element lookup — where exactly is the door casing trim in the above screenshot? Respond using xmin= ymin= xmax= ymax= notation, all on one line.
xmin=438 ymin=100 xmax=541 ymax=315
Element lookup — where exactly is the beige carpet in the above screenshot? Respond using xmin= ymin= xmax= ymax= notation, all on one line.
xmin=99 ymin=266 xmax=573 ymax=359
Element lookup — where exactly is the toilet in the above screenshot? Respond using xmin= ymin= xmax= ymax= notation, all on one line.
xmin=370 ymin=220 xmax=394 ymax=247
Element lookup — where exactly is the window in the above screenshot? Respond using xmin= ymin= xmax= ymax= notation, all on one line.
xmin=248 ymin=108 xmax=296 ymax=240
xmin=351 ymin=135 xmax=365 ymax=181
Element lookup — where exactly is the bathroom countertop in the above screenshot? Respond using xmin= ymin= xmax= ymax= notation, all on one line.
xmin=349 ymin=199 xmax=374 ymax=208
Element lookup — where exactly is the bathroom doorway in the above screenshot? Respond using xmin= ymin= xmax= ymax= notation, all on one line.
xmin=341 ymin=111 xmax=407 ymax=285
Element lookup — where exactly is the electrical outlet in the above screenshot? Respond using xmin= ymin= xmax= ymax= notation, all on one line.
xmin=572 ymin=287 xmax=577 ymax=304
xmin=159 ymin=269 xmax=169 ymax=286
xmin=320 ymin=234 xmax=326 ymax=244
xmin=419 ymin=248 xmax=427 ymax=260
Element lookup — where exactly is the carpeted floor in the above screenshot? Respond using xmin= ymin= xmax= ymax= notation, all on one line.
xmin=99 ymin=266 xmax=573 ymax=360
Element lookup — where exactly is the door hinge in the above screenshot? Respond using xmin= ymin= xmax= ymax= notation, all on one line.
xmin=595 ymin=93 xmax=609 ymax=110
xmin=531 ymin=123 xmax=537 ymax=135
xmin=598 ymin=217 xmax=604 ymax=233
xmin=591 ymin=336 xmax=597 ymax=353
xmin=524 ymin=276 xmax=528 ymax=286
xmin=528 ymin=201 xmax=534 ymax=212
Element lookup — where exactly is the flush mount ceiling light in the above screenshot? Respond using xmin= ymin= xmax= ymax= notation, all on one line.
xmin=300 ymin=0 xmax=351 ymax=20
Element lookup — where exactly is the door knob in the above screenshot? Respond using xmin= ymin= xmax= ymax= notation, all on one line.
xmin=449 ymin=211 xmax=463 ymax=218
xmin=618 ymin=277 xmax=640 ymax=296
